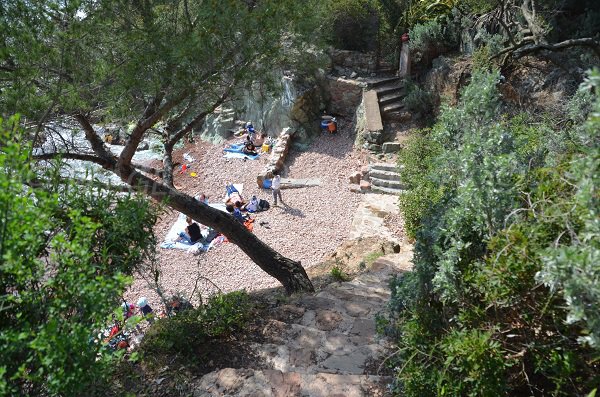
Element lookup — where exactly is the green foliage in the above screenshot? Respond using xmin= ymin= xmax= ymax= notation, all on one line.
xmin=409 ymin=19 xmax=458 ymax=64
xmin=330 ymin=266 xmax=350 ymax=282
xmin=364 ymin=250 xmax=385 ymax=265
xmin=410 ymin=19 xmax=444 ymax=50
xmin=438 ymin=329 xmax=509 ymax=396
xmin=384 ymin=69 xmax=600 ymax=396
xmin=0 ymin=116 xmax=158 ymax=396
xmin=141 ymin=291 xmax=251 ymax=357
xmin=322 ymin=0 xmax=381 ymax=51
xmin=0 ymin=0 xmax=322 ymax=122
xmin=402 ymin=80 xmax=434 ymax=115
xmin=398 ymin=131 xmax=443 ymax=238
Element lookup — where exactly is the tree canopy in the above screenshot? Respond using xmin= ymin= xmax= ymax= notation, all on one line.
xmin=0 ymin=0 xmax=320 ymax=293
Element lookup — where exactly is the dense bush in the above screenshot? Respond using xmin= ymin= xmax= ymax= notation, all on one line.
xmin=409 ymin=19 xmax=458 ymax=65
xmin=401 ymin=79 xmax=434 ymax=115
xmin=322 ymin=0 xmax=380 ymax=52
xmin=0 ymin=117 xmax=158 ymax=396
xmin=141 ymin=291 xmax=251 ymax=357
xmin=385 ymin=69 xmax=600 ymax=396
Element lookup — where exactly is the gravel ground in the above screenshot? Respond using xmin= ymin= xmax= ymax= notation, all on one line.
xmin=125 ymin=120 xmax=368 ymax=310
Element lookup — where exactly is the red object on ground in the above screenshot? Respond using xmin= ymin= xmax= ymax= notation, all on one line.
xmin=327 ymin=121 xmax=337 ymax=134
xmin=180 ymin=164 xmax=187 ymax=174
xmin=401 ymin=33 xmax=409 ymax=42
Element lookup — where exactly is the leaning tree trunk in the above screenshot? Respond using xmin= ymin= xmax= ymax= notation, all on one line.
xmin=122 ymin=166 xmax=315 ymax=294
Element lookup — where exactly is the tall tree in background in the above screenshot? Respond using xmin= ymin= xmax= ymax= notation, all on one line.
xmin=0 ymin=0 xmax=320 ymax=293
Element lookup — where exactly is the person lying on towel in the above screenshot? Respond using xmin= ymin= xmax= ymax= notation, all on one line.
xmin=225 ymin=183 xmax=244 ymax=205
xmin=175 ymin=217 xmax=202 ymax=245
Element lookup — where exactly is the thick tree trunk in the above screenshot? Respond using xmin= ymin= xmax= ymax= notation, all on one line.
xmin=123 ymin=167 xmax=314 ymax=294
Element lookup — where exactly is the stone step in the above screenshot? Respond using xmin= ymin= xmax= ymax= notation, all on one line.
xmin=369 ymin=162 xmax=398 ymax=172
xmin=193 ymin=368 xmax=392 ymax=397
xmin=367 ymin=76 xmax=401 ymax=88
xmin=253 ymin=339 xmax=387 ymax=375
xmin=378 ymin=90 xmax=406 ymax=106
xmin=381 ymin=141 xmax=403 ymax=154
xmin=382 ymin=102 xmax=405 ymax=113
xmin=371 ymin=185 xmax=406 ymax=195
xmin=370 ymin=177 xmax=405 ymax=190
xmin=374 ymin=83 xmax=404 ymax=96
xmin=383 ymin=110 xmax=412 ymax=122
xmin=369 ymin=168 xmax=401 ymax=181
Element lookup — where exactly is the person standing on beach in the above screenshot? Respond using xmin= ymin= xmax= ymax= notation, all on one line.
xmin=272 ymin=172 xmax=283 ymax=206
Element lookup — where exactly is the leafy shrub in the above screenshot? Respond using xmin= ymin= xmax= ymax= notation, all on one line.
xmin=141 ymin=291 xmax=251 ymax=357
xmin=0 ymin=116 xmax=158 ymax=396
xmin=402 ymin=80 xmax=434 ymax=115
xmin=383 ymin=69 xmax=600 ymax=396
xmin=330 ymin=266 xmax=350 ymax=281
xmin=409 ymin=19 xmax=458 ymax=64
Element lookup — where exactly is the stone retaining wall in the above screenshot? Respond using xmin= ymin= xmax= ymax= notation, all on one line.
xmin=325 ymin=76 xmax=365 ymax=116
xmin=256 ymin=127 xmax=294 ymax=188
xmin=328 ymin=49 xmax=377 ymax=75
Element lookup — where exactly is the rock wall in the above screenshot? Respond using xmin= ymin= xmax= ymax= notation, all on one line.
xmin=199 ymin=73 xmax=325 ymax=145
xmin=325 ymin=76 xmax=365 ymax=116
xmin=328 ymin=49 xmax=377 ymax=76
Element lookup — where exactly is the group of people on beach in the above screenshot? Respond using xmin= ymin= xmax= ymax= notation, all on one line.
xmin=240 ymin=122 xmax=268 ymax=155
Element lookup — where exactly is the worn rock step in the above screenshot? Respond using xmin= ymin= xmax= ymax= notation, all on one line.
xmin=193 ymin=368 xmax=392 ymax=397
xmin=382 ymin=141 xmax=403 ymax=153
xmin=369 ymin=168 xmax=401 ymax=181
xmin=378 ymin=90 xmax=406 ymax=106
xmin=374 ymin=83 xmax=404 ymax=96
xmin=371 ymin=185 xmax=406 ymax=195
xmin=369 ymin=162 xmax=398 ymax=173
xmin=253 ymin=339 xmax=387 ymax=375
xmin=370 ymin=177 xmax=405 ymax=190
xmin=382 ymin=102 xmax=405 ymax=113
xmin=367 ymin=76 xmax=401 ymax=88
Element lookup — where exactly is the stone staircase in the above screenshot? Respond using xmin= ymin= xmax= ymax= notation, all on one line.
xmin=369 ymin=77 xmax=406 ymax=121
xmin=368 ymin=163 xmax=405 ymax=195
xmin=193 ymin=251 xmax=414 ymax=397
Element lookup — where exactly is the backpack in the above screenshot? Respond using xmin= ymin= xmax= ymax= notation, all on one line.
xmin=258 ymin=199 xmax=270 ymax=211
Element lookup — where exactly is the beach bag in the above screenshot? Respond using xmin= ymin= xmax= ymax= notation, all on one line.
xmin=258 ymin=199 xmax=270 ymax=211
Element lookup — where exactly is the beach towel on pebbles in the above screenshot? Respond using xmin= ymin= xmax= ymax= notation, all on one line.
xmin=161 ymin=202 xmax=232 ymax=253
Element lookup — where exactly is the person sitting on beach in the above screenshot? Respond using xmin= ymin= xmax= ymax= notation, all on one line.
xmin=176 ymin=217 xmax=202 ymax=245
xmin=242 ymin=136 xmax=258 ymax=156
xmin=243 ymin=195 xmax=260 ymax=212
xmin=226 ymin=203 xmax=245 ymax=223
xmin=253 ymin=133 xmax=267 ymax=147
xmin=245 ymin=121 xmax=256 ymax=140
xmin=195 ymin=193 xmax=209 ymax=204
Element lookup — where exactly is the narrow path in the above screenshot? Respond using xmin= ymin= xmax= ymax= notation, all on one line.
xmin=194 ymin=249 xmax=413 ymax=397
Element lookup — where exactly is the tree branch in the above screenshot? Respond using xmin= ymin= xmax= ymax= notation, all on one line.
xmin=514 ymin=37 xmax=600 ymax=59
xmin=131 ymin=162 xmax=164 ymax=178
xmin=167 ymin=87 xmax=233 ymax=148
xmin=74 ymin=113 xmax=114 ymax=161
xmin=118 ymin=90 xmax=190 ymax=168
xmin=32 ymin=151 xmax=114 ymax=168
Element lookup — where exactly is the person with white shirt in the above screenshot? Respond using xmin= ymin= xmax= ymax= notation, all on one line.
xmin=271 ymin=171 xmax=283 ymax=206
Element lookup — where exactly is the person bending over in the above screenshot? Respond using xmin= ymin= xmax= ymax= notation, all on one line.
xmin=176 ymin=217 xmax=202 ymax=244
